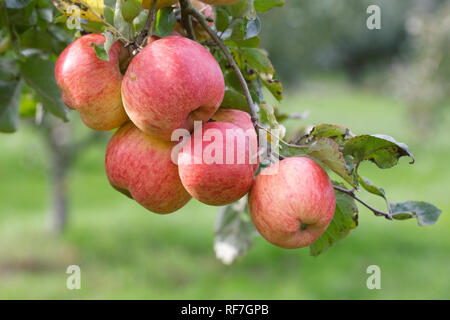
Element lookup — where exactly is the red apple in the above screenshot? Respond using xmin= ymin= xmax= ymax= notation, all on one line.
xmin=249 ymin=157 xmax=336 ymax=249
xmin=105 ymin=122 xmax=191 ymax=214
xmin=178 ymin=120 xmax=255 ymax=206
xmin=211 ymin=109 xmax=259 ymax=173
xmin=121 ymin=36 xmax=225 ymax=141
xmin=55 ymin=33 xmax=128 ymax=131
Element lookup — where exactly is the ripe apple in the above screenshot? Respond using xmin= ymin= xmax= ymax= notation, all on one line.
xmin=121 ymin=36 xmax=225 ymax=141
xmin=55 ymin=33 xmax=128 ymax=131
xmin=249 ymin=157 xmax=336 ymax=249
xmin=211 ymin=108 xmax=259 ymax=172
xmin=178 ymin=120 xmax=256 ymax=206
xmin=105 ymin=122 xmax=192 ymax=214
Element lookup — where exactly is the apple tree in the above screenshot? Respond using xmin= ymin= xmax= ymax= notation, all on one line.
xmin=0 ymin=0 xmax=442 ymax=263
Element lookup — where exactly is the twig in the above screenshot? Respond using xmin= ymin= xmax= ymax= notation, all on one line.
xmin=333 ymin=185 xmax=393 ymax=220
xmin=186 ymin=4 xmax=258 ymax=127
xmin=83 ymin=2 xmax=130 ymax=44
xmin=135 ymin=0 xmax=157 ymax=48
xmin=179 ymin=0 xmax=196 ymax=40
xmin=256 ymin=123 xmax=308 ymax=149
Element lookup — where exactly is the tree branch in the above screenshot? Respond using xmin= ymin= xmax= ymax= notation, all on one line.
xmin=333 ymin=185 xmax=393 ymax=220
xmin=135 ymin=0 xmax=158 ymax=48
xmin=179 ymin=0 xmax=196 ymax=40
xmin=185 ymin=5 xmax=259 ymax=127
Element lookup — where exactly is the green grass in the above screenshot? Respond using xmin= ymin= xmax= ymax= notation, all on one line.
xmin=0 ymin=80 xmax=449 ymax=299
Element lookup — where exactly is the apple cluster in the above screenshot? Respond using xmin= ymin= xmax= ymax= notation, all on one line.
xmin=54 ymin=16 xmax=336 ymax=249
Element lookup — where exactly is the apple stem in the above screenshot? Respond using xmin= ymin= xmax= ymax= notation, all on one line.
xmin=135 ymin=0 xmax=158 ymax=49
xmin=179 ymin=0 xmax=196 ymax=41
xmin=184 ymin=2 xmax=259 ymax=128
xmin=333 ymin=185 xmax=393 ymax=220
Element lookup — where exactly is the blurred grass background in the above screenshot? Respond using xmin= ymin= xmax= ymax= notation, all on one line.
xmin=1 ymin=77 xmax=449 ymax=299
xmin=2 ymin=0 xmax=450 ymax=300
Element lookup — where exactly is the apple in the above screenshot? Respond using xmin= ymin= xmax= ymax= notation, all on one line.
xmin=121 ymin=36 xmax=225 ymax=141
xmin=55 ymin=33 xmax=128 ymax=131
xmin=249 ymin=157 xmax=336 ymax=249
xmin=105 ymin=122 xmax=192 ymax=214
xmin=178 ymin=119 xmax=256 ymax=206
xmin=211 ymin=108 xmax=259 ymax=172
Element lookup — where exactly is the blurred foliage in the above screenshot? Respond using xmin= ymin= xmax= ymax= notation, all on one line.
xmin=392 ymin=0 xmax=450 ymax=135
xmin=259 ymin=0 xmax=445 ymax=84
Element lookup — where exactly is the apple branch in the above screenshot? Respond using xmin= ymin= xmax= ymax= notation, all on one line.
xmin=333 ymin=185 xmax=393 ymax=220
xmin=185 ymin=4 xmax=259 ymax=127
xmin=179 ymin=0 xmax=196 ymax=41
xmin=135 ymin=0 xmax=158 ymax=48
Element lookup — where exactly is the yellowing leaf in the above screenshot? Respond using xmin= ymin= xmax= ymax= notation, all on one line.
xmin=52 ymin=0 xmax=104 ymax=22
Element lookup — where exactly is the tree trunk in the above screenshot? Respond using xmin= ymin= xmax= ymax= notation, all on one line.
xmin=47 ymin=120 xmax=71 ymax=234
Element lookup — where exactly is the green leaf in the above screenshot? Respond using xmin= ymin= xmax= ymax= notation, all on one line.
xmin=220 ymin=87 xmax=250 ymax=112
xmin=245 ymin=16 xmax=261 ymax=39
xmin=215 ymin=7 xmax=230 ymax=33
xmin=240 ymin=47 xmax=274 ymax=74
xmin=19 ymin=56 xmax=69 ymax=121
xmin=93 ymin=30 xmax=117 ymax=61
xmin=230 ymin=0 xmax=256 ymax=20
xmin=224 ymin=36 xmax=260 ymax=48
xmin=308 ymin=124 xmax=351 ymax=144
xmin=343 ymin=134 xmax=415 ymax=170
xmin=114 ymin=0 xmax=132 ymax=39
xmin=37 ymin=8 xmax=53 ymax=23
xmin=93 ymin=43 xmax=109 ymax=61
xmin=254 ymin=0 xmax=284 ymax=12
xmin=5 ymin=0 xmax=32 ymax=9
xmin=0 ymin=78 xmax=23 ymax=133
xmin=359 ymin=176 xmax=386 ymax=199
xmin=358 ymin=176 xmax=390 ymax=213
xmin=310 ymin=182 xmax=358 ymax=256
xmin=153 ymin=7 xmax=176 ymax=38
xmin=214 ymin=197 xmax=257 ymax=265
xmin=390 ymin=201 xmax=442 ymax=226
xmin=259 ymin=73 xmax=282 ymax=101
xmin=307 ymin=137 xmax=357 ymax=188
xmin=121 ymin=0 xmax=141 ymax=22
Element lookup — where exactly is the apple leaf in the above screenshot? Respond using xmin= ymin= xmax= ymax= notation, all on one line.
xmin=343 ymin=134 xmax=415 ymax=170
xmin=230 ymin=0 xmax=256 ymax=20
xmin=390 ymin=201 xmax=442 ymax=226
xmin=254 ymin=0 xmax=285 ymax=13
xmin=259 ymin=73 xmax=282 ymax=101
xmin=359 ymin=176 xmax=386 ymax=200
xmin=306 ymin=124 xmax=351 ymax=145
xmin=245 ymin=16 xmax=261 ymax=39
xmin=19 ymin=56 xmax=69 ymax=121
xmin=225 ymin=36 xmax=260 ymax=49
xmin=215 ymin=6 xmax=230 ymax=33
xmin=240 ymin=47 xmax=274 ymax=74
xmin=153 ymin=7 xmax=176 ymax=38
xmin=5 ymin=0 xmax=32 ymax=9
xmin=114 ymin=0 xmax=132 ymax=39
xmin=221 ymin=87 xmax=250 ymax=112
xmin=214 ymin=196 xmax=258 ymax=265
xmin=310 ymin=182 xmax=358 ymax=256
xmin=0 ymin=78 xmax=23 ymax=133
xmin=307 ymin=137 xmax=357 ymax=188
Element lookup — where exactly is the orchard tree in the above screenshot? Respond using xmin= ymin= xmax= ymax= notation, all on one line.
xmin=0 ymin=0 xmax=442 ymax=264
